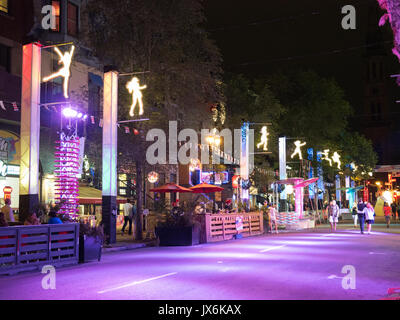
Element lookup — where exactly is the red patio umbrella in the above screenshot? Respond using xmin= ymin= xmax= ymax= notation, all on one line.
xmin=189 ymin=183 xmax=224 ymax=193
xmin=149 ymin=183 xmax=193 ymax=193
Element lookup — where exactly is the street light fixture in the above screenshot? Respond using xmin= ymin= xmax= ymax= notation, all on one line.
xmin=207 ymin=130 xmax=221 ymax=213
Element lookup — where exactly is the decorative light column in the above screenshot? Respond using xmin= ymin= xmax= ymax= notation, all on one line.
xmin=279 ymin=137 xmax=287 ymax=201
xmin=19 ymin=43 xmax=41 ymax=221
xmin=240 ymin=122 xmax=250 ymax=202
xmin=54 ymin=133 xmax=80 ymax=218
xmin=102 ymin=69 xmax=119 ymax=244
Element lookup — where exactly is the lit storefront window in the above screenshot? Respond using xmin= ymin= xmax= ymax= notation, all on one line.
xmin=52 ymin=1 xmax=61 ymax=32
xmin=0 ymin=0 xmax=8 ymax=13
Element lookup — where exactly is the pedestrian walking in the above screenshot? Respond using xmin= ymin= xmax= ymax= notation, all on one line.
xmin=391 ymin=202 xmax=397 ymax=220
xmin=328 ymin=200 xmax=340 ymax=232
xmin=357 ymin=199 xmax=366 ymax=234
xmin=397 ymin=202 xmax=400 ymax=222
xmin=122 ymin=199 xmax=133 ymax=236
xmin=363 ymin=202 xmax=375 ymax=234
xmin=351 ymin=203 xmax=358 ymax=228
xmin=384 ymin=202 xmax=391 ymax=228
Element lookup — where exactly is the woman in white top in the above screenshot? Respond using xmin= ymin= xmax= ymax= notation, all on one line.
xmin=362 ymin=202 xmax=375 ymax=235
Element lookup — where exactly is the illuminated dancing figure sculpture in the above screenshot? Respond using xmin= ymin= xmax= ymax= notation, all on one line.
xmin=321 ymin=149 xmax=332 ymax=166
xmin=43 ymin=46 xmax=75 ymax=99
xmin=332 ymin=152 xmax=342 ymax=169
xmin=126 ymin=77 xmax=147 ymax=116
xmin=291 ymin=140 xmax=306 ymax=160
xmin=257 ymin=126 xmax=269 ymax=151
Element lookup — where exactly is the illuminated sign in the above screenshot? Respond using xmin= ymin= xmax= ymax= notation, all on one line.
xmin=126 ymin=77 xmax=147 ymax=117
xmin=257 ymin=126 xmax=269 ymax=151
xmin=3 ymin=186 xmax=12 ymax=201
xmin=232 ymin=175 xmax=240 ymax=188
xmin=0 ymin=159 xmax=7 ymax=177
xmin=5 ymin=165 xmax=19 ymax=177
xmin=43 ymin=45 xmax=75 ymax=99
xmin=291 ymin=141 xmax=306 ymax=160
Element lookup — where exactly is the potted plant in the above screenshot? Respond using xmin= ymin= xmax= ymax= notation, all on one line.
xmin=79 ymin=222 xmax=104 ymax=263
xmin=155 ymin=207 xmax=200 ymax=246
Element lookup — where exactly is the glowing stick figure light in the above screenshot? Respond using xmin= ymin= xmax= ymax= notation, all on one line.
xmin=257 ymin=126 xmax=270 ymax=151
xmin=126 ymin=77 xmax=147 ymax=117
xmin=332 ymin=152 xmax=342 ymax=170
xmin=43 ymin=45 xmax=75 ymax=99
xmin=291 ymin=140 xmax=306 ymax=160
xmin=321 ymin=149 xmax=332 ymax=166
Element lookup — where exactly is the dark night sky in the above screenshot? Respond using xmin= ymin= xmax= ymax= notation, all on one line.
xmin=204 ymin=0 xmax=400 ymax=164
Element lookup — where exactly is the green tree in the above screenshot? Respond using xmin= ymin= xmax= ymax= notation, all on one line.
xmin=83 ymin=0 xmax=222 ymax=239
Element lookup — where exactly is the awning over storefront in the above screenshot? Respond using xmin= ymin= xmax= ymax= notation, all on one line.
xmin=79 ymin=185 xmax=127 ymax=205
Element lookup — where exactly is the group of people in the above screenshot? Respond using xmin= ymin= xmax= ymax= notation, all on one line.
xmin=350 ymin=199 xmax=376 ymax=234
xmin=0 ymin=199 xmax=64 ymax=227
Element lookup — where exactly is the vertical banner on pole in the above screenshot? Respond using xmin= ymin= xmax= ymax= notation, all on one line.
xmin=336 ymin=175 xmax=341 ymax=205
xmin=19 ymin=43 xmax=41 ymax=221
xmin=102 ymin=70 xmax=118 ymax=244
xmin=279 ymin=137 xmax=287 ymax=200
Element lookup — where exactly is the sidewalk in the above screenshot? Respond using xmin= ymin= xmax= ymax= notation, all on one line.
xmin=313 ymin=218 xmax=400 ymax=234
xmin=102 ymin=229 xmax=157 ymax=253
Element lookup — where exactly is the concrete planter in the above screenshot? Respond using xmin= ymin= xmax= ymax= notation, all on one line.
xmin=155 ymin=226 xmax=200 ymax=246
xmin=79 ymin=235 xmax=102 ymax=263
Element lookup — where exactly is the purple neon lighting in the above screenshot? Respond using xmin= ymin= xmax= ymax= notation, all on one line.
xmin=55 ymin=134 xmax=80 ymax=218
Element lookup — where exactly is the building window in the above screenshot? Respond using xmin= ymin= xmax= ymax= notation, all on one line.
xmin=52 ymin=1 xmax=61 ymax=32
xmin=0 ymin=44 xmax=10 ymax=72
xmin=67 ymin=2 xmax=78 ymax=36
xmin=0 ymin=0 xmax=8 ymax=13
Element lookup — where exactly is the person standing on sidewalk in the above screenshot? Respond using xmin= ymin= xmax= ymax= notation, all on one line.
xmin=363 ymin=202 xmax=375 ymax=235
xmin=351 ymin=203 xmax=358 ymax=228
xmin=384 ymin=202 xmax=391 ymax=228
xmin=269 ymin=204 xmax=279 ymax=234
xmin=328 ymin=200 xmax=340 ymax=232
xmin=357 ymin=199 xmax=366 ymax=234
xmin=122 ymin=199 xmax=133 ymax=236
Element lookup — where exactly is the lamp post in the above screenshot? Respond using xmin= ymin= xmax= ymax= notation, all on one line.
xmin=206 ymin=131 xmax=221 ymax=213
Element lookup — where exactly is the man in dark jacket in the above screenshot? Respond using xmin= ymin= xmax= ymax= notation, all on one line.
xmin=357 ymin=199 xmax=366 ymax=234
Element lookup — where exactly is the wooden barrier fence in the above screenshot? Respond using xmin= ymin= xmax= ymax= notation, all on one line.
xmin=203 ymin=212 xmax=263 ymax=243
xmin=0 ymin=224 xmax=79 ymax=275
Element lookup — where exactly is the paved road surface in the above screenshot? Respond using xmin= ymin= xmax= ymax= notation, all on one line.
xmin=0 ymin=228 xmax=399 ymax=300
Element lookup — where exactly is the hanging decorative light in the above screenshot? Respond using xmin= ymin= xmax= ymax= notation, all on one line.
xmin=147 ymin=171 xmax=159 ymax=183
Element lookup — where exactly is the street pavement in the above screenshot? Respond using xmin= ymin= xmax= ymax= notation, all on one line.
xmin=0 ymin=225 xmax=399 ymax=300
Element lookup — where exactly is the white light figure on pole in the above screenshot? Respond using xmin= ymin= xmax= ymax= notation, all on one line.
xmin=321 ymin=149 xmax=333 ymax=166
xmin=291 ymin=141 xmax=306 ymax=160
xmin=257 ymin=126 xmax=269 ymax=151
xmin=332 ymin=152 xmax=342 ymax=170
xmin=126 ymin=77 xmax=147 ymax=117
xmin=43 ymin=45 xmax=75 ymax=99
